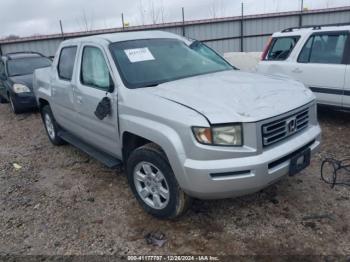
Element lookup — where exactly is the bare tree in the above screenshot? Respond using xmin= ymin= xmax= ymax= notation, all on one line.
xmin=159 ymin=0 xmax=165 ymax=23
xmin=208 ymin=0 xmax=225 ymax=19
xmin=138 ymin=0 xmax=146 ymax=25
xmin=149 ymin=0 xmax=160 ymax=24
xmin=137 ymin=0 xmax=166 ymax=25
xmin=208 ymin=1 xmax=217 ymax=18
xmin=325 ymin=0 xmax=331 ymax=8
xmin=275 ymin=0 xmax=280 ymax=12
xmin=4 ymin=35 xmax=20 ymax=40
xmin=77 ymin=10 xmax=94 ymax=32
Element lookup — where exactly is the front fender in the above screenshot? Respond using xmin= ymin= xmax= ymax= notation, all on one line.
xmin=120 ymin=114 xmax=190 ymax=189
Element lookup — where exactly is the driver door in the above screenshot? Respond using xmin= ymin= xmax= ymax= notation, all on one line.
xmin=73 ymin=44 xmax=120 ymax=157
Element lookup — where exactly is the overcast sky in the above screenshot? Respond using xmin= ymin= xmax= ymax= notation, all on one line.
xmin=0 ymin=0 xmax=349 ymax=38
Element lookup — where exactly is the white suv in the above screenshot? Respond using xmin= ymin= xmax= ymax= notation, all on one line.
xmin=257 ymin=24 xmax=350 ymax=109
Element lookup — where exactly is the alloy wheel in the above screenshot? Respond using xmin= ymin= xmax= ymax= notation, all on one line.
xmin=133 ymin=161 xmax=170 ymax=210
xmin=45 ymin=113 xmax=55 ymax=140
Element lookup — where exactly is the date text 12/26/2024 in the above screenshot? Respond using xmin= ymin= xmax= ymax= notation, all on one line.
xmin=127 ymin=255 xmax=220 ymax=261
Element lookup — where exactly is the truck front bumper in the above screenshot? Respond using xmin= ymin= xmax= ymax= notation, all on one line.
xmin=181 ymin=125 xmax=321 ymax=199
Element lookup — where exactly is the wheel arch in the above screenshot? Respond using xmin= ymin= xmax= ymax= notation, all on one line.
xmin=38 ymin=98 xmax=50 ymax=110
xmin=120 ymin=117 xmax=189 ymax=188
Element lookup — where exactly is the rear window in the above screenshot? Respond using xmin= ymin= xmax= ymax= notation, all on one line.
xmin=266 ymin=36 xmax=300 ymax=61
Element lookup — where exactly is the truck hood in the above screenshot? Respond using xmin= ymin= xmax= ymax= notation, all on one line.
xmin=145 ymin=70 xmax=315 ymax=123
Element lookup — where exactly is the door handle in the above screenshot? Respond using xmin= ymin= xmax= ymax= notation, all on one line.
xmin=76 ymin=95 xmax=83 ymax=104
xmin=292 ymin=68 xmax=303 ymax=74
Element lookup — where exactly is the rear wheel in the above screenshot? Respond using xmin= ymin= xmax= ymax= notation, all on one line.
xmin=127 ymin=143 xmax=191 ymax=219
xmin=41 ymin=105 xmax=65 ymax=146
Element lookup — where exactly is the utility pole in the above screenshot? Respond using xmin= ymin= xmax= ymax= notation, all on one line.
xmin=299 ymin=0 xmax=304 ymax=27
xmin=121 ymin=13 xmax=125 ymax=30
xmin=59 ymin=20 xmax=64 ymax=40
xmin=182 ymin=7 xmax=185 ymax=36
xmin=240 ymin=2 xmax=244 ymax=52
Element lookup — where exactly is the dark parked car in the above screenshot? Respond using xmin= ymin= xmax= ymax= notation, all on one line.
xmin=0 ymin=52 xmax=52 ymax=113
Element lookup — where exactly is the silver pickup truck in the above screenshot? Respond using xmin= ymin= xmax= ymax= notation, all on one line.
xmin=33 ymin=31 xmax=321 ymax=219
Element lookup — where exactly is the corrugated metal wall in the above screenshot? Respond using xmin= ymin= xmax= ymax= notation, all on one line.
xmin=0 ymin=39 xmax=62 ymax=57
xmin=1 ymin=7 xmax=349 ymax=56
xmin=302 ymin=10 xmax=350 ymax=25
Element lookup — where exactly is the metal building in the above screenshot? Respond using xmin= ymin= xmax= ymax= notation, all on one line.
xmin=0 ymin=6 xmax=349 ymax=56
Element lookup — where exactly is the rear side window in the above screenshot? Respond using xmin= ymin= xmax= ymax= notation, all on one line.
xmin=58 ymin=46 xmax=77 ymax=81
xmin=298 ymin=33 xmax=348 ymax=64
xmin=266 ymin=36 xmax=299 ymax=61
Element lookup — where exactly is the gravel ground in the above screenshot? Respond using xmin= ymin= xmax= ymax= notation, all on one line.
xmin=0 ymin=103 xmax=349 ymax=256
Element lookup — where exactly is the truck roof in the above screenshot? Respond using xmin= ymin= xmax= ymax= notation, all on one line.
xmin=273 ymin=24 xmax=350 ymax=37
xmin=62 ymin=30 xmax=186 ymax=45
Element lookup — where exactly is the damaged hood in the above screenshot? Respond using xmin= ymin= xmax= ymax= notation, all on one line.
xmin=145 ymin=70 xmax=315 ymax=124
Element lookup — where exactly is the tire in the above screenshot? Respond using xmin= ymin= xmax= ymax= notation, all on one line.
xmin=41 ymin=105 xmax=65 ymax=146
xmin=127 ymin=143 xmax=191 ymax=219
xmin=9 ymin=94 xmax=24 ymax=114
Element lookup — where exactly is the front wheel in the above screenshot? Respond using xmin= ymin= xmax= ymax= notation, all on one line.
xmin=9 ymin=95 xmax=23 ymax=114
xmin=41 ymin=105 xmax=65 ymax=146
xmin=127 ymin=143 xmax=191 ymax=219
xmin=0 ymin=95 xmax=8 ymax=104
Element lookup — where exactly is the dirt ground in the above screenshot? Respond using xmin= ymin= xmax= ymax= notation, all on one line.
xmin=0 ymin=103 xmax=349 ymax=257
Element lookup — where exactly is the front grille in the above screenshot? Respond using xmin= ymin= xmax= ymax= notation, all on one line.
xmin=262 ymin=108 xmax=309 ymax=147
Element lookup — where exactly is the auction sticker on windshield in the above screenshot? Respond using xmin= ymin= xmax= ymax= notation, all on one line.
xmin=124 ymin=47 xmax=155 ymax=63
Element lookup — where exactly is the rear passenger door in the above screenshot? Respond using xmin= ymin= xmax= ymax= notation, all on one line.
xmin=73 ymin=44 xmax=120 ymax=156
xmin=51 ymin=45 xmax=79 ymax=131
xmin=290 ymin=31 xmax=348 ymax=107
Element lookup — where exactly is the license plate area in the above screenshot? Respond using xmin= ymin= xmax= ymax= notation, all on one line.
xmin=289 ymin=148 xmax=311 ymax=176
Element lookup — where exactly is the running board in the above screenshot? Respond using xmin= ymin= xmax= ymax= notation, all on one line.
xmin=58 ymin=131 xmax=122 ymax=169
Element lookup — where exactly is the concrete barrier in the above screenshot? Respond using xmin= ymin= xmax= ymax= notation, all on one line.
xmin=224 ymin=52 xmax=262 ymax=72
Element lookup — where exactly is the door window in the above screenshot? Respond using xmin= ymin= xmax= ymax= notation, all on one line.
xmin=266 ymin=36 xmax=300 ymax=61
xmin=298 ymin=33 xmax=348 ymax=64
xmin=58 ymin=46 xmax=77 ymax=81
xmin=81 ymin=46 xmax=112 ymax=91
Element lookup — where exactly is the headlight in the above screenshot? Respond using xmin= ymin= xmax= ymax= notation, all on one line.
xmin=192 ymin=124 xmax=243 ymax=146
xmin=13 ymin=84 xmax=31 ymax=93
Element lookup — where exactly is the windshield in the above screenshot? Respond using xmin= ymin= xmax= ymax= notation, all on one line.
xmin=7 ymin=57 xmax=52 ymax=76
xmin=109 ymin=38 xmax=233 ymax=89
